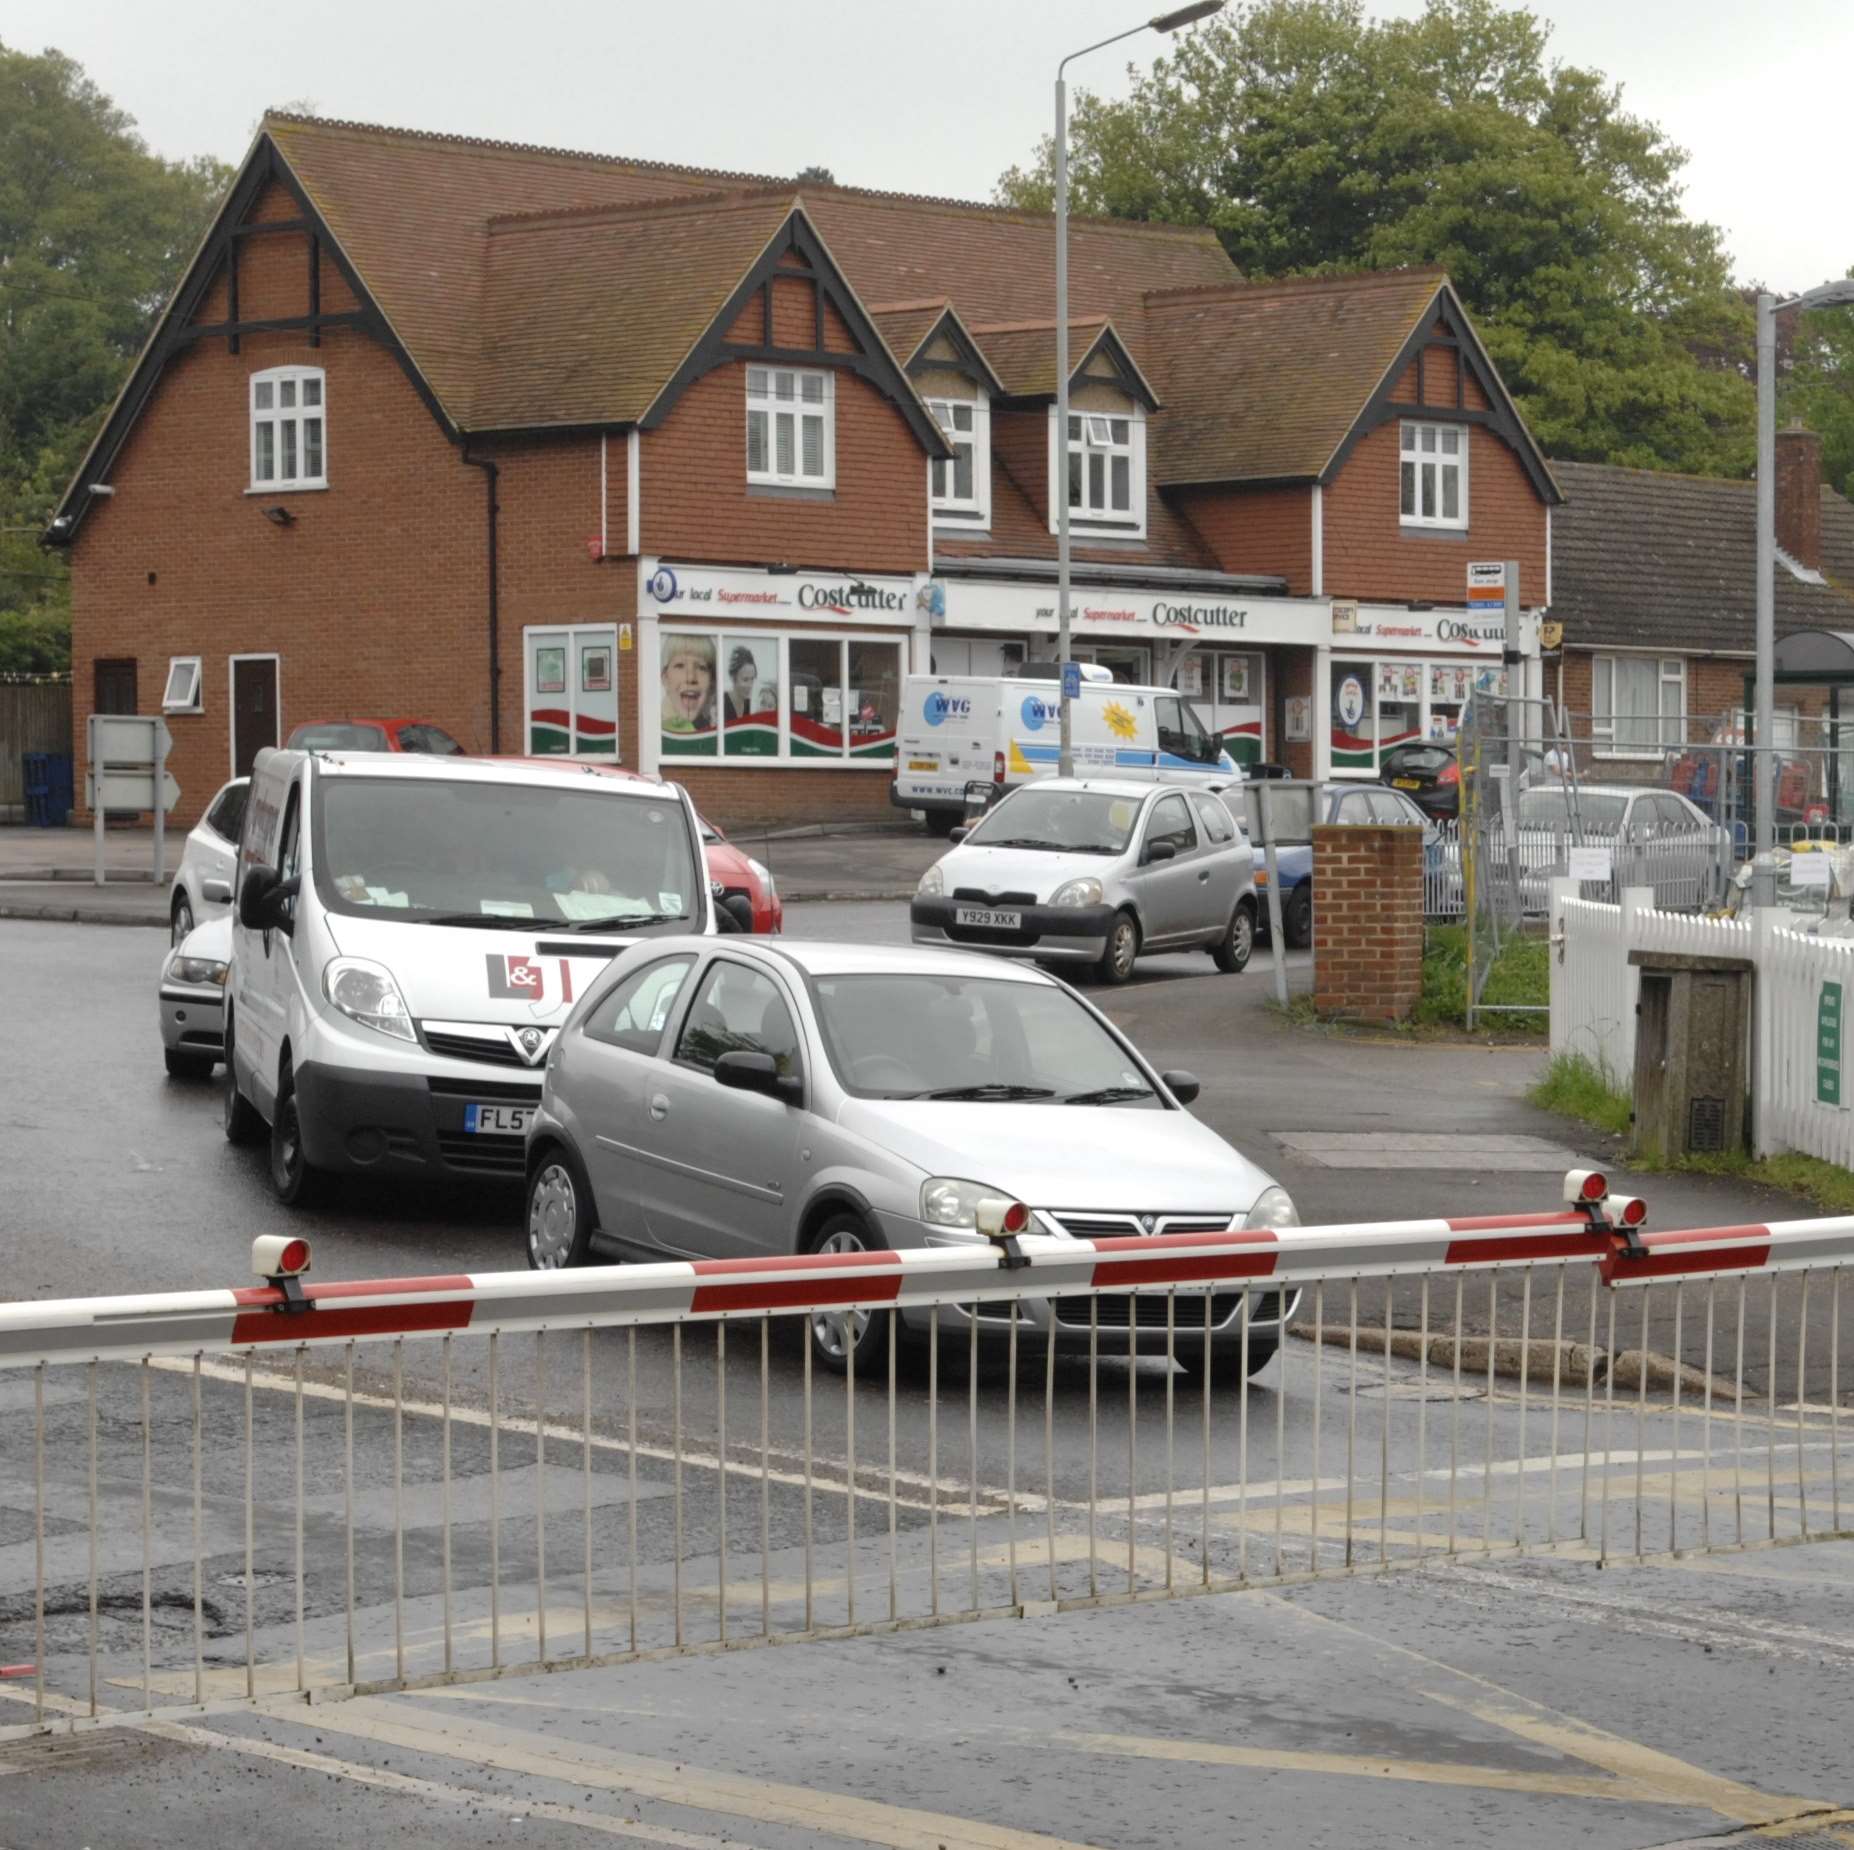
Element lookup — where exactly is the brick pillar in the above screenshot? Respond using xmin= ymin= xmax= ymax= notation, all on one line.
xmin=1311 ymin=823 xmax=1425 ymax=1023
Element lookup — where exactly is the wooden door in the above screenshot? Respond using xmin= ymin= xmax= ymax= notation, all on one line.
xmin=94 ymin=659 xmax=137 ymax=715
xmin=232 ymin=658 xmax=279 ymax=778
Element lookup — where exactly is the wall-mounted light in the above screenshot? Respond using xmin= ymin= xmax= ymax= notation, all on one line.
xmin=262 ymin=506 xmax=296 ymax=528
xmin=87 ymin=483 xmax=115 ymax=497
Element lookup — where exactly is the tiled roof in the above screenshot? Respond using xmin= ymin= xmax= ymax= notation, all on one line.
xmin=1549 ymin=460 xmax=1854 ymax=651
xmin=963 ymin=319 xmax=1136 ymax=401
xmin=868 ymin=304 xmax=948 ymax=367
xmin=474 ymin=196 xmax=796 ymax=429
xmin=1141 ymin=269 xmax=1447 ymax=485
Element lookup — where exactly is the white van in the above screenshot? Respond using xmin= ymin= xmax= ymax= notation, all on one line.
xmin=891 ymin=671 xmax=1237 ymax=833
xmin=224 ymin=750 xmax=715 ymax=1205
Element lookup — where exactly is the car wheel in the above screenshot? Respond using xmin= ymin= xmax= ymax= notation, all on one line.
xmin=222 ymin=1019 xmax=264 ymax=1145
xmin=804 ymin=1214 xmax=888 ymax=1376
xmin=1283 ymin=884 xmax=1313 ymax=950
xmin=527 ymin=1145 xmax=595 ymax=1271
xmin=268 ymin=1061 xmax=326 ymax=1208
xmin=170 ymin=891 xmax=195 ymax=947
xmin=1211 ymin=901 xmax=1255 ymax=974
xmin=1180 ymin=1338 xmax=1279 ymax=1385
xmin=1094 ymin=910 xmax=1140 ymax=986
xmin=164 ymin=1047 xmax=215 ymax=1081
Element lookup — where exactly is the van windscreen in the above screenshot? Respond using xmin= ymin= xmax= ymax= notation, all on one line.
xmin=311 ymin=778 xmax=699 ymax=928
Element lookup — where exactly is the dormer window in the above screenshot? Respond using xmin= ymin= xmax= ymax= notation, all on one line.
xmin=250 ymin=366 xmax=326 ymax=489
xmin=927 ymin=396 xmax=990 ymax=526
xmin=1049 ymin=405 xmax=1146 ymax=537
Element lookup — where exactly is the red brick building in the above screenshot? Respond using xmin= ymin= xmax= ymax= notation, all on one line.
xmin=48 ymin=115 xmax=1560 ymax=828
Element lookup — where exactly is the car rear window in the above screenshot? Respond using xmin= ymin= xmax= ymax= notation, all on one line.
xmin=288 ymin=723 xmax=390 ymax=751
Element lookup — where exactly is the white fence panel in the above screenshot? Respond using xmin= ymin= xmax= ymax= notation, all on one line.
xmin=1761 ymin=924 xmax=1854 ymax=1170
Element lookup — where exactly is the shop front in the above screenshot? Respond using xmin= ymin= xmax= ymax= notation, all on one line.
xmin=633 ymin=560 xmax=931 ymax=808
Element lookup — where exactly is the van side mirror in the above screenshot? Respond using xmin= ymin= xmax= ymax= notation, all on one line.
xmin=238 ymin=865 xmax=299 ymax=932
xmin=1144 ymin=839 xmax=1177 ymax=865
xmin=1161 ymin=1070 xmax=1200 ymax=1105
xmin=948 ymin=824 xmax=970 ymax=843
xmin=714 ymin=1050 xmax=803 ymax=1104
xmin=202 ymin=878 xmax=231 ymax=904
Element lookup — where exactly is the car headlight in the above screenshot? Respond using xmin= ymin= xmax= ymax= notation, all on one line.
xmin=166 ymin=953 xmax=229 ymax=987
xmin=1050 ymin=876 xmax=1102 ymax=907
xmin=1242 ymin=1185 xmax=1299 ymax=1232
xmin=323 ymin=956 xmax=416 ymax=1042
xmin=921 ymin=1176 xmax=1012 ymax=1229
xmin=917 ymin=861 xmax=945 ymax=899
xmin=747 ymin=856 xmax=776 ymax=898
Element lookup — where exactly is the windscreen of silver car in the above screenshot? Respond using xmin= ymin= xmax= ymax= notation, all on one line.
xmin=1514 ymin=789 xmax=1627 ymax=831
xmin=965 ymin=787 xmax=1142 ymax=855
xmin=811 ymin=973 xmax=1159 ymax=1105
xmin=310 ymin=778 xmax=699 ymax=929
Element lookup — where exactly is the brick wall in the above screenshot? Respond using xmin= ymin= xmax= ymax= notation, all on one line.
xmin=1175 ymin=485 xmax=1313 ymax=595
xmin=1311 ymin=824 xmax=1424 ymax=1022
xmin=1323 ymin=419 xmax=1547 ymax=606
xmin=1276 ymin=645 xmax=1315 ymax=779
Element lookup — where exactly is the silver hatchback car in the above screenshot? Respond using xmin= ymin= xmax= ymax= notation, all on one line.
xmin=524 ymin=938 xmax=1298 ymax=1377
xmin=910 ymin=778 xmax=1257 ymax=984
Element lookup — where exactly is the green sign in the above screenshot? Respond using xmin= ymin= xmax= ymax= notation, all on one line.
xmin=1818 ymin=980 xmax=1843 ymax=1107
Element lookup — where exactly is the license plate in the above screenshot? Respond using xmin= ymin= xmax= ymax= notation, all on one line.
xmin=1392 ymin=777 xmax=1423 ymax=790
xmin=954 ymin=906 xmax=1023 ymax=930
xmin=908 ymin=758 xmax=939 ymax=772
xmin=464 ymin=1102 xmax=532 ymax=1135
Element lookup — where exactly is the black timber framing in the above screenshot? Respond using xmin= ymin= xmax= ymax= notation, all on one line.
xmin=1324 ymin=285 xmax=1559 ymax=504
xmin=640 ymin=211 xmax=951 ymax=459
xmin=895 ymin=307 xmax=1005 ymax=398
xmin=47 ymin=135 xmax=460 ymax=543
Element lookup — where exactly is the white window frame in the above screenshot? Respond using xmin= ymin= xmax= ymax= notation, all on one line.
xmin=161 ymin=656 xmax=203 ymax=715
xmin=1591 ymin=654 xmax=1685 ymax=758
xmin=249 ymin=365 xmax=327 ymax=491
xmin=1047 ymin=404 xmax=1147 ymax=538
xmin=926 ymin=395 xmax=990 ymax=527
xmin=1399 ymin=420 xmax=1468 ymax=529
xmin=745 ymin=366 xmax=834 ymax=490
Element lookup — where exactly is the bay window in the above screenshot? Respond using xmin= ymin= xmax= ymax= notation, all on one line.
xmin=1592 ymin=655 xmax=1685 ymax=755
xmin=1399 ymin=421 xmax=1466 ymax=528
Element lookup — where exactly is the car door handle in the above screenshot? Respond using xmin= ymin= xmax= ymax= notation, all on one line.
xmin=649 ymin=1092 xmax=670 ymax=1121
xmin=1197 ymin=870 xmax=1210 ymax=882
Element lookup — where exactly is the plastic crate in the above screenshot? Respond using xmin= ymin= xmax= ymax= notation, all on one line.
xmin=22 ymin=751 xmax=73 ymax=828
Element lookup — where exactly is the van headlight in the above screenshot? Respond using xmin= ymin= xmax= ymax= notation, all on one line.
xmin=921 ymin=1176 xmax=1011 ymax=1230
xmin=1050 ymin=876 xmax=1102 ymax=907
xmin=917 ymin=862 xmax=945 ymax=899
xmin=323 ymin=956 xmax=416 ymax=1042
xmin=1242 ymin=1186 xmax=1299 ymax=1231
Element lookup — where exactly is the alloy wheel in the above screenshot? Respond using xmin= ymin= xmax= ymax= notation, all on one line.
xmin=1109 ymin=917 xmax=1138 ymax=979
xmin=811 ymin=1226 xmax=871 ymax=1361
xmin=528 ymin=1163 xmax=579 ymax=1270
xmin=172 ymin=896 xmax=194 ymax=946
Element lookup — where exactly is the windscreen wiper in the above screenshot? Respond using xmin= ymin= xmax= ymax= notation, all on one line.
xmin=1062 ymin=1085 xmax=1156 ymax=1105
xmin=916 ymin=1083 xmax=1057 ymax=1101
xmin=978 ymin=838 xmax=1069 ymax=851
xmin=418 ymin=912 xmax=545 ymax=929
xmin=562 ymin=911 xmax=688 ymax=932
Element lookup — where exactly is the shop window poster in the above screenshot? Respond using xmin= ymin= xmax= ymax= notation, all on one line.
xmin=535 ymin=646 xmax=566 ymax=696
xmin=1220 ymin=656 xmax=1250 ymax=702
xmin=580 ymin=645 xmax=612 ymax=692
xmin=1176 ymin=655 xmax=1203 ymax=697
xmin=722 ymin=636 xmax=780 ymax=756
xmin=660 ymin=632 xmax=718 ymax=755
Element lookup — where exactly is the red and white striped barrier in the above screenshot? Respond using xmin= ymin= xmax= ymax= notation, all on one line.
xmin=1603 ymin=1216 xmax=1854 ymax=1287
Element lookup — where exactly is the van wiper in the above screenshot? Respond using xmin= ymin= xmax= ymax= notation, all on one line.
xmin=418 ymin=912 xmax=543 ymax=929
xmin=563 ymin=911 xmax=687 ymax=932
xmin=916 ymin=1083 xmax=1056 ymax=1101
xmin=979 ymin=838 xmax=1069 ymax=852
xmin=1062 ymin=1085 xmax=1156 ymax=1105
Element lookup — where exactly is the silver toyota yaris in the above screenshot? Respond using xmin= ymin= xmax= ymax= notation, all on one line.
xmin=524 ymin=937 xmax=1299 ymax=1379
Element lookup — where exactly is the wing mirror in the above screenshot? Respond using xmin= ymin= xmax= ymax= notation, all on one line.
xmin=1144 ymin=839 xmax=1177 ymax=865
xmin=948 ymin=824 xmax=970 ymax=843
xmin=714 ymin=1050 xmax=803 ymax=1104
xmin=202 ymin=878 xmax=231 ymax=904
xmin=1161 ymin=1069 xmax=1200 ymax=1105
xmin=237 ymin=864 xmax=300 ymax=932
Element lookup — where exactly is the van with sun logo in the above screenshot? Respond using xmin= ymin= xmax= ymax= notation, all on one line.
xmin=892 ymin=670 xmax=1237 ymax=833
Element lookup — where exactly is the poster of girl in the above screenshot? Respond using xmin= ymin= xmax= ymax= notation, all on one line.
xmin=660 ymin=634 xmax=716 ymax=747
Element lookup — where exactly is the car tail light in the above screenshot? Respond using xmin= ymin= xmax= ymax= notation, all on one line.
xmin=993 ymin=750 xmax=1006 ymax=786
xmin=1439 ymin=761 xmax=1459 ymax=785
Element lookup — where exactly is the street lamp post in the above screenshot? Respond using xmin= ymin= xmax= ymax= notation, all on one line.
xmin=1055 ymin=1 xmax=1222 ymax=776
xmin=1753 ymin=278 xmax=1854 ymax=901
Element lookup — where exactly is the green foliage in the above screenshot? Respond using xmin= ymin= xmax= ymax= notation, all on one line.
xmin=0 ymin=42 xmax=232 ymax=671
xmin=1785 ymin=280 xmax=1854 ymax=500
xmin=1415 ymin=922 xmax=1547 ymax=1031
xmin=998 ymin=0 xmax=1778 ymax=478
xmin=1526 ymin=1052 xmax=1633 ymax=1135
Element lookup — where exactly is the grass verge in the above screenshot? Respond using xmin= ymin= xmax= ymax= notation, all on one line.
xmin=1415 ymin=924 xmax=1548 ymax=1033
xmin=1528 ymin=1051 xmax=1854 ymax=1215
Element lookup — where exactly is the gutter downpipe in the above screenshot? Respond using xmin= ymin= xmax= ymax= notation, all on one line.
xmin=465 ymin=448 xmax=502 ymax=753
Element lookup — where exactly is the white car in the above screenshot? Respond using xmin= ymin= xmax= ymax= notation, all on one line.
xmin=910 ymin=777 xmax=1257 ymax=983
xmin=170 ymin=778 xmax=247 ymax=945
xmin=158 ymin=911 xmax=230 ymax=1079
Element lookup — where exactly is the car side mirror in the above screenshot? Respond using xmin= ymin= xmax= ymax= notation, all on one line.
xmin=714 ymin=1050 xmax=802 ymax=1104
xmin=238 ymin=865 xmax=299 ymax=932
xmin=1144 ymin=839 xmax=1177 ymax=865
xmin=1161 ymin=1069 xmax=1200 ymax=1105
xmin=202 ymin=878 xmax=231 ymax=905
xmin=948 ymin=825 xmax=970 ymax=843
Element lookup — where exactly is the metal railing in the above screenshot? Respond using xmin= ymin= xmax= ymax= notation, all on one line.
xmin=1 ymin=1183 xmax=1848 ymax=1740
xmin=1428 ymin=819 xmax=1735 ymax=922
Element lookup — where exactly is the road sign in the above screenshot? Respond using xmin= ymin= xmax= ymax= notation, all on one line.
xmin=1467 ymin=561 xmax=1507 ymax=610
xmin=1818 ymin=980 xmax=1843 ymax=1107
xmin=84 ymin=713 xmax=179 ymax=888
xmin=1061 ymin=660 xmax=1081 ymax=702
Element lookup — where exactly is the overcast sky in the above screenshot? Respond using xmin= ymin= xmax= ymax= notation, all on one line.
xmin=18 ymin=0 xmax=1851 ymax=291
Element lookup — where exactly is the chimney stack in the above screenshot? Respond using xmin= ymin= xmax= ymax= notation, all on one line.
xmin=1776 ymin=420 xmax=1823 ymax=572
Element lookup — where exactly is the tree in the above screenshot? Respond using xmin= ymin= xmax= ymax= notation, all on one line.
xmin=996 ymin=0 xmax=1759 ymax=477
xmin=1783 ymin=278 xmax=1854 ymax=500
xmin=0 ymin=42 xmax=231 ymax=668
xmin=795 ymin=164 xmax=836 ymax=186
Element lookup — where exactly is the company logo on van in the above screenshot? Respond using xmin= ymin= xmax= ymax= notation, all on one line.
xmin=923 ymin=691 xmax=972 ymax=727
xmin=1020 ymin=694 xmax=1055 ymax=732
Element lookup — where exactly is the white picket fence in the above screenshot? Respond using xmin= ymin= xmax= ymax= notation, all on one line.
xmin=1550 ymin=881 xmax=1854 ymax=1166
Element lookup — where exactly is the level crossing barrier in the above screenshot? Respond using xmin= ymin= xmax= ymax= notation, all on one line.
xmin=0 ymin=1181 xmax=1847 ymax=1740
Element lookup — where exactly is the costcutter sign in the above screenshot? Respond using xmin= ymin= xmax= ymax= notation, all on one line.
xmin=639 ymin=559 xmax=923 ymax=626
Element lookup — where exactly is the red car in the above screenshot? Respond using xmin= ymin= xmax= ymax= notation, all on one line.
xmin=285 ymin=717 xmax=466 ymax=754
xmin=495 ymin=759 xmax=781 ymax=934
